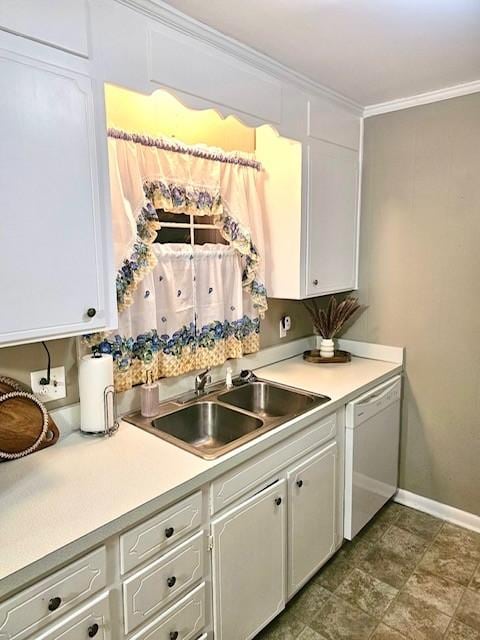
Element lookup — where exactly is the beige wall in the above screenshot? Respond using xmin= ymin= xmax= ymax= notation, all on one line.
xmin=0 ymin=299 xmax=313 ymax=410
xmin=344 ymin=93 xmax=480 ymax=515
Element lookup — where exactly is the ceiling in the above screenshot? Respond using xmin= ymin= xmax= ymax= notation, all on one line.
xmin=163 ymin=0 xmax=480 ymax=107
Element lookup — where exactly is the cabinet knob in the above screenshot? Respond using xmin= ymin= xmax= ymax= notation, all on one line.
xmin=275 ymin=497 xmax=282 ymax=506
xmin=312 ymin=279 xmax=319 ymax=286
xmin=170 ymin=632 xmax=179 ymax=640
xmin=296 ymin=479 xmax=304 ymax=488
xmin=88 ymin=624 xmax=99 ymax=638
xmin=167 ymin=576 xmax=177 ymax=588
xmin=165 ymin=526 xmax=175 ymax=538
xmin=48 ymin=596 xmax=62 ymax=612
xmin=87 ymin=308 xmax=97 ymax=318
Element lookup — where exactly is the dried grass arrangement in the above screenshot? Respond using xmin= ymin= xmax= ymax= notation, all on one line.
xmin=303 ymin=295 xmax=361 ymax=339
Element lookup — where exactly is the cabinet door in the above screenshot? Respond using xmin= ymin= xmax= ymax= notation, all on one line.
xmin=287 ymin=442 xmax=337 ymax=597
xmin=211 ymin=480 xmax=286 ymax=640
xmin=0 ymin=0 xmax=88 ymax=56
xmin=306 ymin=139 xmax=359 ymax=296
xmin=0 ymin=37 xmax=111 ymax=345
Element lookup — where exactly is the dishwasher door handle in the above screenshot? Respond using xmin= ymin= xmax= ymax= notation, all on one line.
xmin=356 ymin=382 xmax=397 ymax=407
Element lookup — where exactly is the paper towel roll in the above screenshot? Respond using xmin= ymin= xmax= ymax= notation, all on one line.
xmin=79 ymin=353 xmax=115 ymax=434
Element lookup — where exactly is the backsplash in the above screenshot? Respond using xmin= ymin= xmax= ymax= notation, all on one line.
xmin=0 ymin=298 xmax=316 ymax=410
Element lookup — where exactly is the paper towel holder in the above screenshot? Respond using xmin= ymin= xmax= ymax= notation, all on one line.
xmin=104 ymin=384 xmax=119 ymax=437
xmin=81 ymin=384 xmax=119 ymax=438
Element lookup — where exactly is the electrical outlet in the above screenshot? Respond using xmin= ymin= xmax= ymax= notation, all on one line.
xmin=30 ymin=366 xmax=66 ymax=402
xmin=279 ymin=315 xmax=292 ymax=339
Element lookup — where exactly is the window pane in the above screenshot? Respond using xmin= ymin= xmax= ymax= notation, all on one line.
xmin=156 ymin=227 xmax=191 ymax=244
xmin=157 ymin=209 xmax=189 ymax=225
xmin=193 ymin=214 xmax=216 ymax=225
xmin=193 ymin=227 xmax=227 ymax=245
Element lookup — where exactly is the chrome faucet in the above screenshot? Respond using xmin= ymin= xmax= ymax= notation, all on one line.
xmin=194 ymin=368 xmax=212 ymax=395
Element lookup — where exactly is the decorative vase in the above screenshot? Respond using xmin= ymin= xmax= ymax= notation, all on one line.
xmin=320 ymin=338 xmax=335 ymax=358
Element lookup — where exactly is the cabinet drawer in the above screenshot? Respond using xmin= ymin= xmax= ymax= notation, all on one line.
xmin=0 ymin=547 xmax=106 ymax=640
xmin=120 ymin=491 xmax=202 ymax=574
xmin=123 ymin=532 xmax=204 ymax=634
xmin=35 ymin=591 xmax=110 ymax=640
xmin=211 ymin=413 xmax=336 ymax=513
xmin=130 ymin=583 xmax=206 ymax=640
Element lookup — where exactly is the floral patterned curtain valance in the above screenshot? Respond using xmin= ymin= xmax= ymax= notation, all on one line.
xmin=85 ymin=128 xmax=268 ymax=391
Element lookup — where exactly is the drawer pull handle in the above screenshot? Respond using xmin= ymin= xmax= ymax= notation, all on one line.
xmin=296 ymin=479 xmax=303 ymax=488
xmin=165 ymin=526 xmax=175 ymax=538
xmin=313 ymin=279 xmax=318 ymax=286
xmin=87 ymin=308 xmax=97 ymax=318
xmin=170 ymin=632 xmax=179 ymax=640
xmin=88 ymin=624 xmax=99 ymax=638
xmin=167 ymin=576 xmax=177 ymax=588
xmin=48 ymin=596 xmax=62 ymax=612
xmin=275 ymin=497 xmax=282 ymax=506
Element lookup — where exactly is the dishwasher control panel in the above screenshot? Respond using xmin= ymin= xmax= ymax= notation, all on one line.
xmin=346 ymin=376 xmax=402 ymax=428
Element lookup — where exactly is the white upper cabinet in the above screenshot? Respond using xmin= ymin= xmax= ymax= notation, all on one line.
xmin=0 ymin=33 xmax=115 ymax=346
xmin=148 ymin=28 xmax=282 ymax=125
xmin=308 ymin=94 xmax=361 ymax=150
xmin=306 ymin=139 xmax=359 ymax=296
xmin=257 ymin=103 xmax=361 ymax=299
xmin=0 ymin=0 xmax=89 ymax=57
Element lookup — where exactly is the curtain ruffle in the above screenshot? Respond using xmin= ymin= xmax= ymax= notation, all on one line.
xmin=116 ymin=201 xmax=160 ymax=312
xmin=87 ymin=316 xmax=260 ymax=392
xmin=143 ymin=181 xmax=268 ymax=317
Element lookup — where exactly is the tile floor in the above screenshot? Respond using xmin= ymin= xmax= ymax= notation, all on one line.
xmin=256 ymin=501 xmax=480 ymax=640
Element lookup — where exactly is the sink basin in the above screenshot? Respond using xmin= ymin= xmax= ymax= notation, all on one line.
xmin=151 ymin=402 xmax=263 ymax=456
xmin=218 ymin=381 xmax=321 ymax=418
xmin=124 ymin=378 xmax=331 ymax=459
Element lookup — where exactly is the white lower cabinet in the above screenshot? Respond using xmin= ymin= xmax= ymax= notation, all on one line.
xmin=123 ymin=532 xmax=204 ymax=634
xmin=0 ymin=414 xmax=340 ymax=640
xmin=0 ymin=547 xmax=106 ymax=640
xmin=35 ymin=592 xmax=111 ymax=640
xmin=287 ymin=442 xmax=338 ymax=597
xmin=211 ymin=480 xmax=287 ymax=640
xmin=130 ymin=583 xmax=206 ymax=640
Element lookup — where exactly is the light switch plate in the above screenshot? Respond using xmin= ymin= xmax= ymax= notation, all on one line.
xmin=30 ymin=366 xmax=66 ymax=402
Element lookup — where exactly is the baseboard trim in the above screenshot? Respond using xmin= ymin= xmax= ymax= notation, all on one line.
xmin=394 ymin=489 xmax=480 ymax=533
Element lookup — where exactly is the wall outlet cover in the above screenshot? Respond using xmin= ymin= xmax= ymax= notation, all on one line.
xmin=30 ymin=366 xmax=66 ymax=402
xmin=279 ymin=315 xmax=291 ymax=339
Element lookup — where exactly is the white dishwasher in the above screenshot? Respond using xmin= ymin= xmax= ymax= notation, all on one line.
xmin=344 ymin=375 xmax=402 ymax=540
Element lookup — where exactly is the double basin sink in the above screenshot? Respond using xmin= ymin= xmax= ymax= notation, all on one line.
xmin=125 ymin=380 xmax=330 ymax=459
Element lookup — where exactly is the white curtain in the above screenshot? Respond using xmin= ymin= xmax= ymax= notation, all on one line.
xmin=84 ymin=130 xmax=267 ymax=390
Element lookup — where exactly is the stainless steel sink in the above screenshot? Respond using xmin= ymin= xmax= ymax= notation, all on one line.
xmin=218 ymin=381 xmax=318 ymax=418
xmin=124 ymin=378 xmax=331 ymax=459
xmin=151 ymin=402 xmax=263 ymax=455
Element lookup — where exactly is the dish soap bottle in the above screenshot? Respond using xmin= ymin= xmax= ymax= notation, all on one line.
xmin=140 ymin=369 xmax=160 ymax=417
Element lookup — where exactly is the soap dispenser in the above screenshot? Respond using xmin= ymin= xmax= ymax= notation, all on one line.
xmin=140 ymin=369 xmax=160 ymax=417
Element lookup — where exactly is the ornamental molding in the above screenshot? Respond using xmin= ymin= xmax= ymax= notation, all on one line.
xmin=114 ymin=0 xmax=363 ymax=115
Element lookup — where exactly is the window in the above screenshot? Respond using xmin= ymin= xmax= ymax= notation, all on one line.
xmin=155 ymin=209 xmax=227 ymax=246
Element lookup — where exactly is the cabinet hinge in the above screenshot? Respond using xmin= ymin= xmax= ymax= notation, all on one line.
xmin=208 ymin=535 xmax=214 ymax=551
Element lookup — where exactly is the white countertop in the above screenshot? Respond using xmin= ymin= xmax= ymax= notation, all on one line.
xmin=0 ymin=352 xmax=401 ymax=598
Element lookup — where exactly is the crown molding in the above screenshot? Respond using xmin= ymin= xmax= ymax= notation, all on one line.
xmin=364 ymin=79 xmax=480 ymax=118
xmin=115 ymin=0 xmax=363 ymax=115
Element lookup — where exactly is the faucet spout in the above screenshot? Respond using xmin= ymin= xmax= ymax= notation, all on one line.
xmin=194 ymin=368 xmax=212 ymax=395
